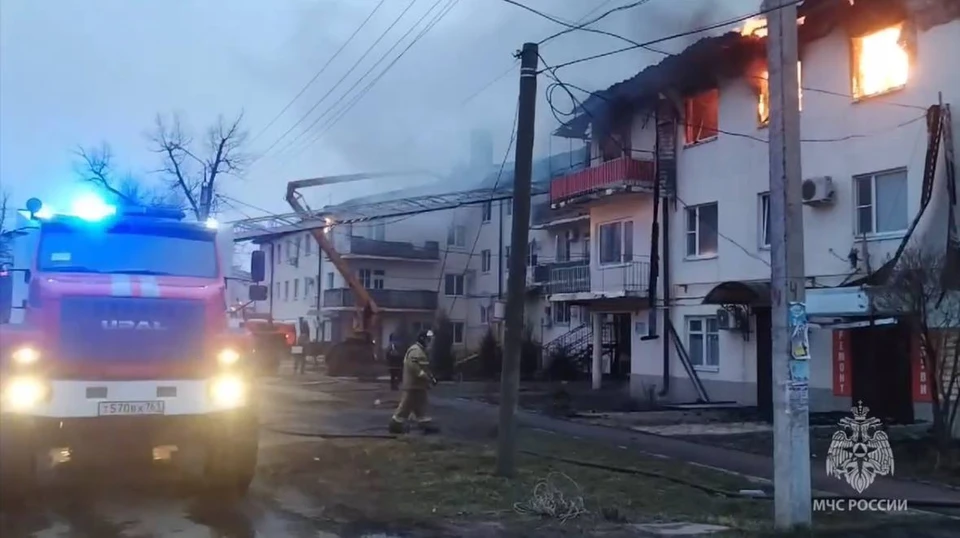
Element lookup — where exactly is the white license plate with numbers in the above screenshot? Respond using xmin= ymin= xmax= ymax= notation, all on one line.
xmin=291 ymin=346 xmax=303 ymax=353
xmin=98 ymin=401 xmax=165 ymax=416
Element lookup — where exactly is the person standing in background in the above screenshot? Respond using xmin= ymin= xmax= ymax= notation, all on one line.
xmin=386 ymin=333 xmax=403 ymax=390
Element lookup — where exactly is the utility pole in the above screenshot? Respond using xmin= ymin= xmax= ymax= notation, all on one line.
xmin=496 ymin=42 xmax=538 ymax=478
xmin=765 ymin=0 xmax=811 ymax=528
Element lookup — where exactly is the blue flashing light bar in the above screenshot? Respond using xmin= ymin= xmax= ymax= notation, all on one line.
xmin=26 ymin=195 xmax=188 ymax=223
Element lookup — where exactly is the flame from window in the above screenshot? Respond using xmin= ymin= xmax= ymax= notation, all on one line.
xmin=852 ymin=24 xmax=909 ymax=99
xmin=758 ymin=62 xmax=803 ymax=125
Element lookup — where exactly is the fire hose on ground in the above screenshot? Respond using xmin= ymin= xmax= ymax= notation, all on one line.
xmin=256 ymin=422 xmax=960 ymax=510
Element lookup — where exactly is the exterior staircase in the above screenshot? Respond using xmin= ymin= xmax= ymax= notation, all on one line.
xmin=541 ymin=322 xmax=616 ymax=378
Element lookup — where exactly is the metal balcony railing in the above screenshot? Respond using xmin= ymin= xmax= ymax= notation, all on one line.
xmin=593 ymin=259 xmax=649 ymax=294
xmin=345 ymin=236 xmax=440 ymax=260
xmin=544 ymin=260 xmax=590 ymax=294
xmin=540 ymin=258 xmax=650 ymax=296
xmin=322 ymin=288 xmax=438 ymax=310
xmin=549 ymin=156 xmax=656 ymax=207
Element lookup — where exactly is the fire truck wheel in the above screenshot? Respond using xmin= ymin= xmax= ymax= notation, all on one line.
xmin=202 ymin=413 xmax=259 ymax=497
xmin=0 ymin=421 xmax=37 ymax=509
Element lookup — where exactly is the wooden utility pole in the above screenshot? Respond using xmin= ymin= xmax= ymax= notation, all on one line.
xmin=496 ymin=42 xmax=538 ymax=477
xmin=765 ymin=0 xmax=812 ymax=528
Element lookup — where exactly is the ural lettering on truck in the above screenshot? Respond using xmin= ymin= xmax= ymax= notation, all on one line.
xmin=0 ymin=195 xmax=269 ymax=504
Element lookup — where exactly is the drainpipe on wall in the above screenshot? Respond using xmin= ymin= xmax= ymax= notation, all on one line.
xmin=659 ymin=197 xmax=672 ymax=398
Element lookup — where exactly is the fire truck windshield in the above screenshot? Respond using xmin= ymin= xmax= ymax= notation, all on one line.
xmin=36 ymin=221 xmax=218 ymax=278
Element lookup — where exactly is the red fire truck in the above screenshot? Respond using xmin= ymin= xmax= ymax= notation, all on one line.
xmin=0 ymin=195 xmax=268 ymax=503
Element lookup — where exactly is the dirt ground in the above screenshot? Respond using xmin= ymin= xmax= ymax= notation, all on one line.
xmin=1 ymin=373 xmax=958 ymax=537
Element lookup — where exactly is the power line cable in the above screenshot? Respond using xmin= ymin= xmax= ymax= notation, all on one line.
xmin=248 ymin=0 xmax=388 ymax=146
xmin=255 ymin=0 xmax=422 ymax=162
xmin=307 ymin=0 xmax=461 ymax=146
xmin=538 ymin=0 xmax=656 ymax=46
xmin=278 ymin=0 xmax=457 ymax=160
xmin=542 ymin=0 xmax=805 ymax=72
xmin=500 ymin=0 xmax=665 ymax=54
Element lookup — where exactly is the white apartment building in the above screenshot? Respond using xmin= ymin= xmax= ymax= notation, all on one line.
xmin=546 ymin=0 xmax=959 ymax=422
xmin=230 ymin=148 xmax=590 ymax=355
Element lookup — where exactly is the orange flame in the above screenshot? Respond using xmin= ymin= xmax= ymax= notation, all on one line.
xmin=852 ymin=24 xmax=909 ymax=98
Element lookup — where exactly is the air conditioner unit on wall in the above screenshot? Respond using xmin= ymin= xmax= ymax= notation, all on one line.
xmin=801 ymin=176 xmax=835 ymax=206
xmin=716 ymin=308 xmax=733 ymax=330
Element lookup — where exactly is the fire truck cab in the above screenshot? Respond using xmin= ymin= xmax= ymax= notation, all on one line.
xmin=0 ymin=195 xmax=269 ymax=502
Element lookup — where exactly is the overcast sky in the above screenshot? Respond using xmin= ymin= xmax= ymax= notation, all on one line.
xmin=0 ymin=0 xmax=757 ymax=224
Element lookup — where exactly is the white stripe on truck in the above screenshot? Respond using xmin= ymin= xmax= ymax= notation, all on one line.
xmin=139 ymin=276 xmax=161 ymax=297
xmin=110 ymin=275 xmax=133 ymax=297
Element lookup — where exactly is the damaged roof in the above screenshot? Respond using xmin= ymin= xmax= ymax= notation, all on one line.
xmin=554 ymin=0 xmax=938 ymax=139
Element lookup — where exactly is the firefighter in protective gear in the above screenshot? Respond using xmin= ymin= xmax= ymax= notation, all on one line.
xmin=389 ymin=329 xmax=439 ymax=434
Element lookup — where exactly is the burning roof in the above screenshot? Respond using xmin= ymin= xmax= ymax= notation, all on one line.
xmin=555 ymin=0 xmax=957 ymax=139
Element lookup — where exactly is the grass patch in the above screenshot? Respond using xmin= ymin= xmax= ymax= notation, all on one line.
xmin=257 ymin=431 xmax=932 ymax=536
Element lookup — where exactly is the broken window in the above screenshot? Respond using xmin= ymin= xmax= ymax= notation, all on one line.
xmin=851 ymin=23 xmax=909 ymax=99
xmin=758 ymin=62 xmax=803 ymax=126
xmin=759 ymin=193 xmax=771 ymax=248
xmin=684 ymin=89 xmax=719 ymax=145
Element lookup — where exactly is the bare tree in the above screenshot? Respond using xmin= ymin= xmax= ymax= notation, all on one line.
xmin=150 ymin=112 xmax=248 ymax=221
xmin=75 ymin=144 xmax=182 ymax=208
xmin=872 ymin=247 xmax=960 ymax=454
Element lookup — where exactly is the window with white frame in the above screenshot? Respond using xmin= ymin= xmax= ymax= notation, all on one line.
xmin=598 ymin=220 xmax=633 ymax=265
xmin=304 ymin=234 xmax=312 ymax=256
xmin=326 ymin=272 xmax=334 ymax=289
xmin=504 ymin=200 xmax=512 ymax=216
xmin=452 ymin=322 xmax=465 ymax=344
xmin=685 ymin=203 xmax=719 ymax=258
xmin=293 ymin=278 xmax=300 ymax=299
xmin=527 ymin=241 xmax=538 ymax=267
xmin=553 ymin=303 xmax=571 ymax=325
xmin=687 ymin=316 xmax=720 ymax=370
xmin=481 ymin=249 xmax=492 ymax=272
xmin=305 ymin=277 xmax=315 ymax=300
xmin=372 ymin=269 xmax=385 ymax=290
xmin=284 ymin=280 xmax=290 ymax=301
xmin=444 ymin=273 xmax=464 ymax=296
xmin=447 ymin=224 xmax=466 ymax=247
xmin=504 ymin=245 xmax=511 ymax=269
xmin=274 ymin=282 xmax=280 ymax=300
xmin=480 ymin=305 xmax=488 ymax=324
xmin=481 ymin=201 xmax=492 ymax=222
xmin=358 ymin=269 xmax=372 ymax=288
xmin=854 ymin=169 xmax=908 ymax=236
xmin=759 ymin=193 xmax=771 ymax=248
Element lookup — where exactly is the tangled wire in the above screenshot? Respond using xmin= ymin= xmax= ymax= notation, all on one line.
xmin=514 ymin=472 xmax=589 ymax=522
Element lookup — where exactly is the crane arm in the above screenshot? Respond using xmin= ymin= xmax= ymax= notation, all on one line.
xmin=285 ymin=175 xmax=385 ymax=319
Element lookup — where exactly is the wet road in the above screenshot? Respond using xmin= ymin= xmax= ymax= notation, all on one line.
xmin=0 ymin=378 xmax=405 ymax=538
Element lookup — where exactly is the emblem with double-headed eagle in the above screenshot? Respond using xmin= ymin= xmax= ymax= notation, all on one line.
xmin=825 ymin=401 xmax=895 ymax=493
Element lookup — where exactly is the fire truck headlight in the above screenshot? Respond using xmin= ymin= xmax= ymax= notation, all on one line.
xmin=12 ymin=346 xmax=40 ymax=365
xmin=210 ymin=375 xmax=246 ymax=408
xmin=3 ymin=377 xmax=47 ymax=411
xmin=217 ymin=348 xmax=241 ymax=367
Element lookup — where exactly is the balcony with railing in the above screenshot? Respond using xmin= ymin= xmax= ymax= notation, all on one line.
xmin=322 ymin=288 xmax=438 ymax=311
xmin=549 ymin=156 xmax=655 ymax=208
xmin=341 ymin=236 xmax=441 ymax=261
xmin=537 ymin=258 xmax=650 ymax=299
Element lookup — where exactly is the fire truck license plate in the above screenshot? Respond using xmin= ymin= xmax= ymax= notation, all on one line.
xmin=291 ymin=346 xmax=303 ymax=354
xmin=98 ymin=401 xmax=165 ymax=416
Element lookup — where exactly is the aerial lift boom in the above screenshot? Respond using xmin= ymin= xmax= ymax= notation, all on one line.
xmin=285 ymin=173 xmax=396 ymax=375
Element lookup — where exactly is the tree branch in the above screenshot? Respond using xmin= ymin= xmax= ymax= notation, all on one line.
xmin=74 ymin=144 xmax=137 ymax=204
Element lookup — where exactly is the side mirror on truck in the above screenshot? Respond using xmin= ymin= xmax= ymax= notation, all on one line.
xmin=248 ymin=285 xmax=268 ymax=302
xmin=250 ymin=251 xmax=266 ymax=283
